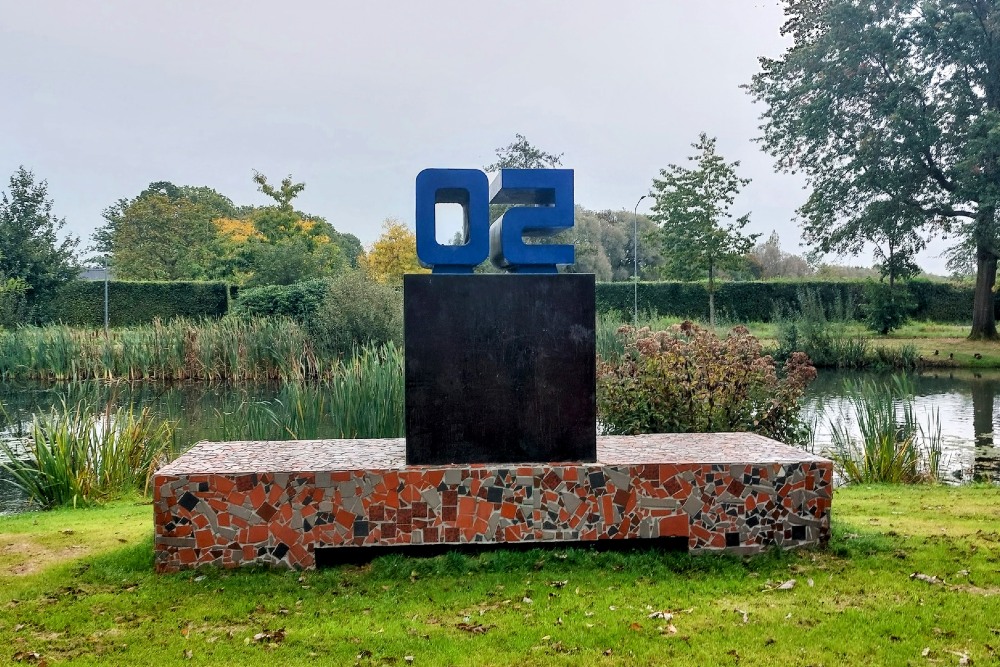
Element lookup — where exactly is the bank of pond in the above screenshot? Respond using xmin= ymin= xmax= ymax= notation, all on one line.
xmin=1 ymin=368 xmax=998 ymax=514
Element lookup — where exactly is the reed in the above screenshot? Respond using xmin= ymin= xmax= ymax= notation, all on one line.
xmin=829 ymin=376 xmax=942 ymax=484
xmin=194 ymin=344 xmax=406 ymax=442
xmin=0 ymin=400 xmax=172 ymax=507
xmin=0 ymin=318 xmax=329 ymax=383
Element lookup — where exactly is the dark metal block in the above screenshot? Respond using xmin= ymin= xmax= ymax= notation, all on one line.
xmin=404 ymin=274 xmax=596 ymax=465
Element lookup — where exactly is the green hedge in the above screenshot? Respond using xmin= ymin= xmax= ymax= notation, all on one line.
xmin=595 ymin=280 xmax=991 ymax=324
xmin=47 ymin=281 xmax=230 ymax=327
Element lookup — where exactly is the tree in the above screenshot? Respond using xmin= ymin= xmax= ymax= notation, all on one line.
xmin=748 ymin=0 xmax=1000 ymax=339
xmin=98 ymin=191 xmax=216 ymax=280
xmin=0 ymin=167 xmax=79 ymax=316
xmin=748 ymin=231 xmax=813 ymax=279
xmin=359 ymin=219 xmax=428 ymax=286
xmin=649 ymin=134 xmax=759 ymax=326
xmin=240 ymin=172 xmax=347 ymax=285
xmin=484 ymin=133 xmax=563 ymax=172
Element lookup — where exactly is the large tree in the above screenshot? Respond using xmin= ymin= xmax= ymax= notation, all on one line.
xmin=0 ymin=167 xmax=79 ymax=314
xmin=97 ymin=186 xmax=217 ymax=280
xmin=650 ymin=133 xmax=758 ymax=326
xmin=748 ymin=0 xmax=1000 ymax=339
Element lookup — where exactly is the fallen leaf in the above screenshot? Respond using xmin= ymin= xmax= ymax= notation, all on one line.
xmin=522 ymin=597 xmax=533 ymax=604
xmin=193 ymin=575 xmax=206 ymax=583
xmin=252 ymin=628 xmax=285 ymax=644
xmin=456 ymin=623 xmax=491 ymax=635
xmin=13 ymin=624 xmax=24 ymax=632
xmin=735 ymin=609 xmax=749 ymax=624
xmin=921 ymin=647 xmax=931 ymax=657
xmin=660 ymin=624 xmax=678 ymax=635
xmin=183 ymin=649 xmax=193 ymax=660
xmin=776 ymin=579 xmax=796 ymax=590
xmin=629 ymin=622 xmax=643 ymax=632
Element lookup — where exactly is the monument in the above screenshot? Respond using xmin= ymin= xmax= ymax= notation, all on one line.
xmin=152 ymin=167 xmax=833 ymax=571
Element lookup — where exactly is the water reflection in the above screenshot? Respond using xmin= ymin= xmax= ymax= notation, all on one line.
xmin=803 ymin=369 xmax=1000 ymax=482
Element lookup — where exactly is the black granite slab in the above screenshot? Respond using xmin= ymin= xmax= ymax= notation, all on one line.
xmin=404 ymin=273 xmax=596 ymax=465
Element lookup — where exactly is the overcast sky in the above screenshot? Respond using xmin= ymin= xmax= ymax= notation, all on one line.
xmin=0 ymin=1 xmax=952 ymax=273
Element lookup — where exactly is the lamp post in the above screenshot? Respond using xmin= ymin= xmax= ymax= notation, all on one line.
xmin=633 ymin=194 xmax=649 ymax=327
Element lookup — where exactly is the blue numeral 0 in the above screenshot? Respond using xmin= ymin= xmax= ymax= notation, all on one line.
xmin=415 ymin=169 xmax=490 ymax=274
xmin=488 ymin=169 xmax=574 ymax=273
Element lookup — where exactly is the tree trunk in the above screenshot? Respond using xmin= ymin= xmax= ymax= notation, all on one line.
xmin=708 ymin=258 xmax=716 ymax=328
xmin=970 ymin=241 xmax=998 ymax=340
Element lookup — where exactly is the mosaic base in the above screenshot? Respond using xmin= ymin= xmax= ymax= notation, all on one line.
xmin=153 ymin=434 xmax=833 ymax=572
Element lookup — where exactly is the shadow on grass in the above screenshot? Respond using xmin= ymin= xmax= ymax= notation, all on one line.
xmin=74 ymin=522 xmax=893 ymax=590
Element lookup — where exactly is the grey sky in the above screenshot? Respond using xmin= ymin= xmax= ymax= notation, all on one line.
xmin=0 ymin=1 xmax=951 ymax=273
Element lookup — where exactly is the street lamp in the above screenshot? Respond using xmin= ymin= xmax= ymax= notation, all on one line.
xmin=633 ymin=194 xmax=649 ymax=327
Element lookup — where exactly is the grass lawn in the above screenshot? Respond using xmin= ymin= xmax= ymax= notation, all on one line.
xmin=1 ymin=485 xmax=998 ymax=666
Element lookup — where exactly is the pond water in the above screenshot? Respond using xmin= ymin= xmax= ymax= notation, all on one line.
xmin=1 ymin=370 xmax=998 ymax=513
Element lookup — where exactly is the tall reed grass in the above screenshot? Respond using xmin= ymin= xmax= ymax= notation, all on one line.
xmin=198 ymin=344 xmax=405 ymax=441
xmin=829 ymin=376 xmax=943 ymax=484
xmin=0 ymin=401 xmax=172 ymax=507
xmin=0 ymin=318 xmax=328 ymax=383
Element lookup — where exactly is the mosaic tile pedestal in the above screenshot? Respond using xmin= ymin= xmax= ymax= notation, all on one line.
xmin=153 ymin=434 xmax=832 ymax=572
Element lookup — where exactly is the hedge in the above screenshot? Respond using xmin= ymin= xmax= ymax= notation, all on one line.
xmin=595 ymin=279 xmax=993 ymax=324
xmin=46 ymin=280 xmax=230 ymax=327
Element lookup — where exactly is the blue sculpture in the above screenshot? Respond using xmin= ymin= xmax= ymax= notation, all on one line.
xmin=415 ymin=168 xmax=575 ymax=274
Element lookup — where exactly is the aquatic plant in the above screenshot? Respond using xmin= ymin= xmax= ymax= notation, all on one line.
xmin=0 ymin=401 xmax=172 ymax=507
xmin=829 ymin=376 xmax=942 ymax=484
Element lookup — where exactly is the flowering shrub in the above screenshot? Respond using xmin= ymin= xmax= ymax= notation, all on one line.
xmin=597 ymin=321 xmax=816 ymax=444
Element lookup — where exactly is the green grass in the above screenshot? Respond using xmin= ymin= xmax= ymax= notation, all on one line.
xmin=0 ymin=486 xmax=998 ymax=665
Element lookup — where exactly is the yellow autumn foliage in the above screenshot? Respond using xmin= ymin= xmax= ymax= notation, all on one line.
xmin=359 ymin=219 xmax=428 ymax=285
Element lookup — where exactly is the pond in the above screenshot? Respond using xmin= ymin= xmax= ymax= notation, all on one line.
xmin=2 ymin=370 xmax=998 ymax=513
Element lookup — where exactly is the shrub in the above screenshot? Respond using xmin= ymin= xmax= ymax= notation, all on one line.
xmin=229 ymin=278 xmax=331 ymax=322
xmin=305 ymin=271 xmax=403 ymax=358
xmin=861 ymin=281 xmax=916 ymax=335
xmin=0 ymin=277 xmax=29 ymax=327
xmin=597 ymin=321 xmax=816 ymax=444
